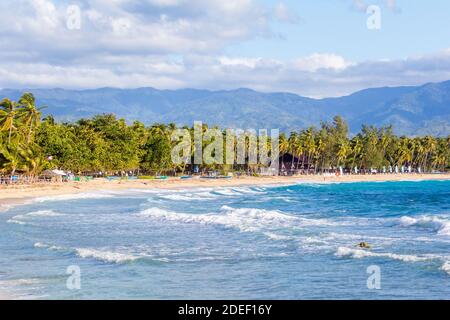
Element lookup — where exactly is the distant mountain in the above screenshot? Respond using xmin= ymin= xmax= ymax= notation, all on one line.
xmin=1 ymin=81 xmax=450 ymax=136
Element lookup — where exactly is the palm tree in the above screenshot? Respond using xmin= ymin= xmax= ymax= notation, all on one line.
xmin=288 ymin=132 xmax=298 ymax=171
xmin=350 ymin=135 xmax=363 ymax=172
xmin=422 ymin=136 xmax=437 ymax=171
xmin=397 ymin=137 xmax=413 ymax=167
xmin=19 ymin=93 xmax=46 ymax=143
xmin=336 ymin=140 xmax=350 ymax=167
xmin=0 ymin=143 xmax=22 ymax=176
xmin=315 ymin=135 xmax=326 ymax=173
xmin=19 ymin=145 xmax=48 ymax=179
xmin=0 ymin=98 xmax=19 ymax=145
xmin=294 ymin=134 xmax=305 ymax=170
xmin=279 ymin=133 xmax=289 ymax=172
xmin=301 ymin=127 xmax=316 ymax=173
xmin=431 ymin=140 xmax=449 ymax=171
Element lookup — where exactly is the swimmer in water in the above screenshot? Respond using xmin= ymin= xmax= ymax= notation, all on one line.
xmin=357 ymin=242 xmax=371 ymax=249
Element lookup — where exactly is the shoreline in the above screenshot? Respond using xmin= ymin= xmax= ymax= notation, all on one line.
xmin=1 ymin=173 xmax=449 ymax=210
xmin=1 ymin=174 xmax=449 ymax=300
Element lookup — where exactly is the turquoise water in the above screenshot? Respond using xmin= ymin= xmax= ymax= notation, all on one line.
xmin=0 ymin=180 xmax=449 ymax=299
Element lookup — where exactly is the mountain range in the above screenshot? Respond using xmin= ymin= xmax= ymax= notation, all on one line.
xmin=1 ymin=80 xmax=450 ymax=136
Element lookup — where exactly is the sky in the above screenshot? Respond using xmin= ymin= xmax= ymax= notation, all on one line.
xmin=1 ymin=0 xmax=450 ymax=97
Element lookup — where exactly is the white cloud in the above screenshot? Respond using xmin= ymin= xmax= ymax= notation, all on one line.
xmin=0 ymin=0 xmax=448 ymax=98
xmin=350 ymin=0 xmax=399 ymax=12
xmin=2 ymin=50 xmax=450 ymax=98
xmin=0 ymin=0 xmax=274 ymax=61
xmin=293 ymin=54 xmax=353 ymax=72
xmin=274 ymin=2 xmax=299 ymax=23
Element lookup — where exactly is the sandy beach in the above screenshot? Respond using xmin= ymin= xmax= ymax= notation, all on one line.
xmin=1 ymin=173 xmax=449 ymax=210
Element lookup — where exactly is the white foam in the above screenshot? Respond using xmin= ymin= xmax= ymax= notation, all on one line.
xmin=335 ymin=247 xmax=437 ymax=263
xmin=26 ymin=210 xmax=63 ymax=217
xmin=212 ymin=189 xmax=240 ymax=196
xmin=264 ymin=232 xmax=293 ymax=241
xmin=75 ymin=248 xmax=139 ymax=264
xmin=33 ymin=192 xmax=114 ymax=203
xmin=398 ymin=216 xmax=450 ymax=236
xmin=441 ymin=261 xmax=450 ymax=275
xmin=7 ymin=219 xmax=27 ymax=225
xmin=33 ymin=242 xmax=145 ymax=264
xmin=8 ymin=210 xmax=63 ymax=224
xmin=159 ymin=191 xmax=217 ymax=201
xmin=137 ymin=206 xmax=296 ymax=233
xmin=33 ymin=242 xmax=64 ymax=251
xmin=137 ymin=205 xmax=339 ymax=237
xmin=231 ymin=187 xmax=266 ymax=195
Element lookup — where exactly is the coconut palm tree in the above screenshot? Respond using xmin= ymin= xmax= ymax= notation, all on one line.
xmin=0 ymin=98 xmax=20 ymax=145
xmin=19 ymin=145 xmax=48 ymax=179
xmin=288 ymin=132 xmax=298 ymax=170
xmin=294 ymin=134 xmax=305 ymax=170
xmin=422 ymin=136 xmax=437 ymax=171
xmin=301 ymin=127 xmax=316 ymax=173
xmin=336 ymin=140 xmax=351 ymax=167
xmin=0 ymin=143 xmax=22 ymax=176
xmin=278 ymin=133 xmax=289 ymax=172
xmin=18 ymin=93 xmax=46 ymax=143
xmin=350 ymin=135 xmax=363 ymax=171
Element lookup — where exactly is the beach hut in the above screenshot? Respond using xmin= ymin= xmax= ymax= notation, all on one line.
xmin=41 ymin=169 xmax=67 ymax=183
xmin=279 ymin=153 xmax=301 ymax=176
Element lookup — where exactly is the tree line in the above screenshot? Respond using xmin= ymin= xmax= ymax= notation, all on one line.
xmin=1 ymin=93 xmax=449 ymax=178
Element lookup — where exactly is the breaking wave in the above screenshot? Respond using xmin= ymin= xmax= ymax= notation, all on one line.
xmin=336 ymin=247 xmax=450 ymax=276
xmin=335 ymin=247 xmax=441 ymax=263
xmin=7 ymin=210 xmax=63 ymax=225
xmin=74 ymin=248 xmax=139 ymax=264
xmin=137 ymin=205 xmax=342 ymax=236
xmin=33 ymin=192 xmax=114 ymax=203
xmin=33 ymin=242 xmax=65 ymax=251
xmin=441 ymin=261 xmax=450 ymax=275
xmin=397 ymin=216 xmax=450 ymax=236
xmin=33 ymin=242 xmax=167 ymax=265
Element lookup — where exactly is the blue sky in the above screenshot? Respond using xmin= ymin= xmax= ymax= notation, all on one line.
xmin=0 ymin=0 xmax=450 ymax=97
xmin=230 ymin=0 xmax=450 ymax=61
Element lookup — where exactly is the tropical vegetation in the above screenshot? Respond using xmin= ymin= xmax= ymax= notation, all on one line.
xmin=1 ymin=93 xmax=449 ymax=179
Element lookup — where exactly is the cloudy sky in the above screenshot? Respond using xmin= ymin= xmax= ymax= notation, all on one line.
xmin=1 ymin=0 xmax=450 ymax=97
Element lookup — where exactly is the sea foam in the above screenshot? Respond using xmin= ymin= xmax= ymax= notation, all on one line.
xmin=8 ymin=210 xmax=64 ymax=225
xmin=137 ymin=205 xmax=340 ymax=236
xmin=33 ymin=192 xmax=114 ymax=203
xmin=75 ymin=248 xmax=139 ymax=264
xmin=441 ymin=261 xmax=450 ymax=275
xmin=398 ymin=216 xmax=450 ymax=236
xmin=335 ymin=246 xmax=439 ymax=263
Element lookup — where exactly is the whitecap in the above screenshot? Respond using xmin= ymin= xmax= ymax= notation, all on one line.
xmin=137 ymin=205 xmax=340 ymax=236
xmin=159 ymin=191 xmax=217 ymax=201
xmin=75 ymin=248 xmax=139 ymax=264
xmin=231 ymin=187 xmax=266 ymax=195
xmin=33 ymin=242 xmax=64 ymax=251
xmin=7 ymin=219 xmax=27 ymax=225
xmin=335 ymin=246 xmax=439 ymax=263
xmin=212 ymin=189 xmax=240 ymax=196
xmin=264 ymin=232 xmax=293 ymax=241
xmin=8 ymin=210 xmax=64 ymax=224
xmin=33 ymin=192 xmax=114 ymax=203
xmin=441 ymin=261 xmax=450 ymax=275
xmin=398 ymin=216 xmax=450 ymax=236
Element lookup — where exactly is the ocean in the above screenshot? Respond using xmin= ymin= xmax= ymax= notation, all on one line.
xmin=1 ymin=180 xmax=449 ymax=299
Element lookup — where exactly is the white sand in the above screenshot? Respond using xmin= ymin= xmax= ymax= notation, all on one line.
xmin=1 ymin=174 xmax=449 ymax=207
